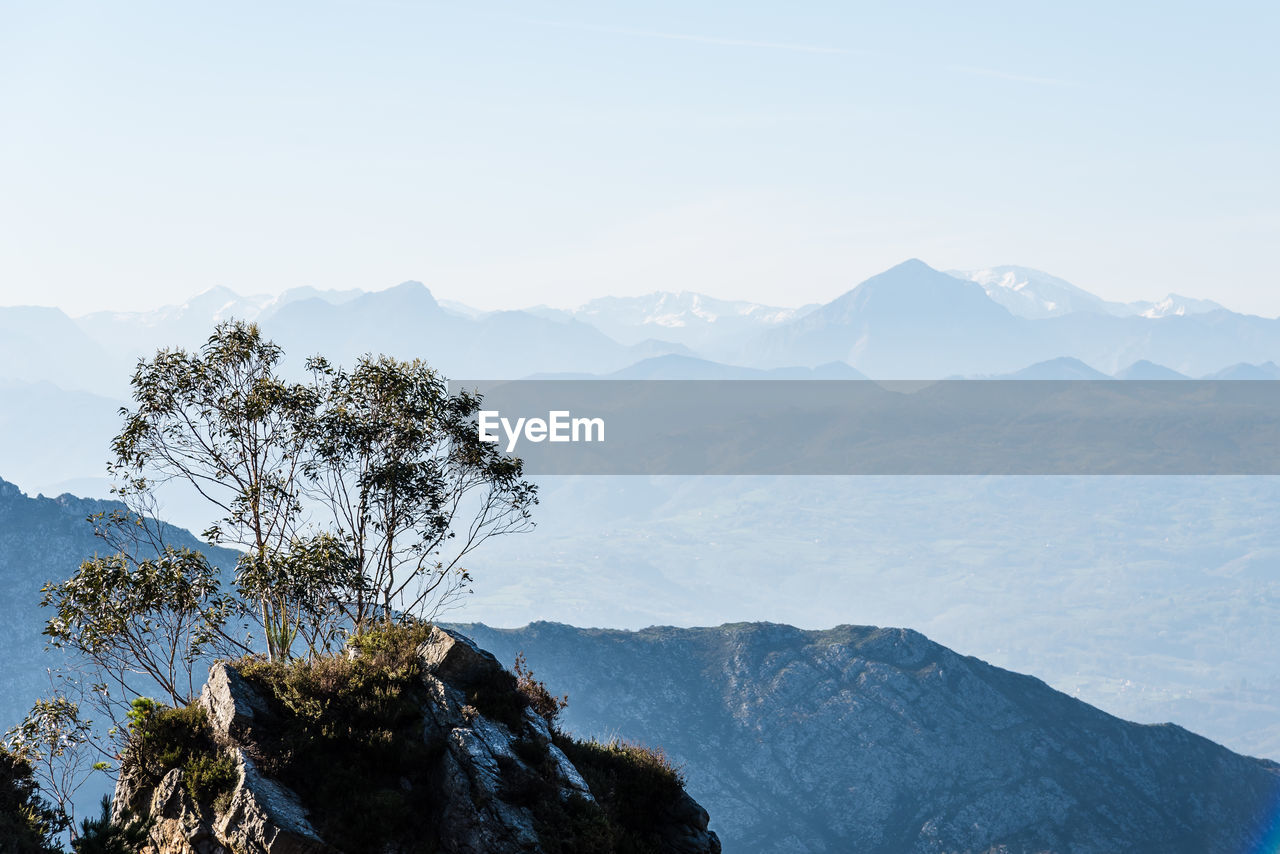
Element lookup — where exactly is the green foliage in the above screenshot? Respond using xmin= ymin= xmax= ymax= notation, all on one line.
xmin=235 ymin=624 xmax=440 ymax=850
xmin=72 ymin=796 xmax=151 ymax=854
xmin=42 ymin=547 xmax=242 ymax=705
xmin=304 ymin=353 xmax=538 ymax=628
xmin=124 ymin=700 xmax=237 ymax=812
xmin=0 ymin=747 xmax=63 ymax=854
xmin=5 ymin=695 xmax=98 ymax=834
xmin=183 ymin=753 xmax=237 ymax=808
xmin=235 ymin=533 xmax=364 ymax=659
xmin=111 ymin=320 xmax=320 ymax=661
xmin=343 ymin=619 xmax=434 ymax=667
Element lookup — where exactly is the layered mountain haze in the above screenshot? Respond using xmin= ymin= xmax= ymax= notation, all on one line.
xmin=1114 ymin=360 xmax=1191 ymax=380
xmin=0 ymin=306 xmax=118 ymax=394
xmin=1205 ymin=361 xmax=1280 ymax=380
xmin=25 ymin=258 xmax=1280 ymax=385
xmin=744 ymin=260 xmax=1033 ymax=377
xmin=0 ymin=382 xmax=121 ymax=495
xmin=741 ymin=260 xmax=1280 ymax=377
xmin=76 ymin=284 xmax=364 ymax=361
xmin=453 ymin=475 xmax=1280 ymax=762
xmin=533 ymin=354 xmax=868 ymax=380
xmin=255 ymin=282 xmax=689 ymax=379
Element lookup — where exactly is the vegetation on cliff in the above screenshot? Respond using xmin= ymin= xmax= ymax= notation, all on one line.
xmin=104 ymin=622 xmax=716 ymax=853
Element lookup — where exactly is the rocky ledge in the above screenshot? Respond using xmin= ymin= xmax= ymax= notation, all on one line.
xmin=112 ymin=626 xmax=720 ymax=854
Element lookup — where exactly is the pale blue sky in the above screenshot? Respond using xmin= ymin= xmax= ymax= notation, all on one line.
xmin=1 ymin=1 xmax=1277 ymax=314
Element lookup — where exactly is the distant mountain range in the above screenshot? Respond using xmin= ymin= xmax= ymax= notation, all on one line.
xmin=4 ymin=258 xmax=1273 ymax=392
xmin=522 ymin=291 xmax=819 ymax=352
xmin=461 ymin=621 xmax=1280 ymax=854
xmin=741 ymin=259 xmax=1280 ymax=378
xmin=7 ymin=257 xmax=1280 ymax=507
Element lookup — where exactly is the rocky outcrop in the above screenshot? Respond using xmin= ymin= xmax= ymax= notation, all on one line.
xmin=113 ymin=626 xmax=719 ymax=854
xmin=418 ymin=627 xmax=597 ymax=853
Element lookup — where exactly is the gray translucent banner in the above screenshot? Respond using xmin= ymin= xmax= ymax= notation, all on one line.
xmin=448 ymin=380 xmax=1280 ymax=475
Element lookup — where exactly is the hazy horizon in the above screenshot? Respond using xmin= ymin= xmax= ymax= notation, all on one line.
xmin=0 ymin=259 xmax=1260 ymax=318
xmin=3 ymin=3 xmax=1277 ymax=316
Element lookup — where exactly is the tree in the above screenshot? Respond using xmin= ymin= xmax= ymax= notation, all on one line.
xmin=102 ymin=321 xmax=536 ymax=651
xmin=41 ymin=546 xmax=248 ymax=707
xmin=110 ymin=320 xmax=319 ymax=660
xmin=3 ymin=696 xmax=96 ymax=840
xmin=0 ymin=747 xmax=63 ymax=853
xmin=304 ymin=355 xmax=538 ymax=630
xmin=233 ymin=532 xmax=363 ymax=657
xmin=72 ymin=796 xmax=151 ymax=854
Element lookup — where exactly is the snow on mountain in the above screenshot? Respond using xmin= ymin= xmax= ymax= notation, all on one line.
xmin=952 ymin=266 xmax=1125 ymax=319
xmin=521 ymin=291 xmax=818 ymax=352
xmin=952 ymin=266 xmax=1229 ymax=320
xmin=1137 ymin=293 xmax=1227 ymax=318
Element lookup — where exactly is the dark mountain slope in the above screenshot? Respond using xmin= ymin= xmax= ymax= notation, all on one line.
xmin=459 ymin=621 xmax=1280 ymax=854
xmin=0 ymin=479 xmax=238 ymax=732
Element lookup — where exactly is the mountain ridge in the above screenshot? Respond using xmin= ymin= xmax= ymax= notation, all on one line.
xmin=458 ymin=619 xmax=1280 ymax=854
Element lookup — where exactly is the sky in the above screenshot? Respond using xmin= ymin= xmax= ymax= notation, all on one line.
xmin=1 ymin=1 xmax=1277 ymax=315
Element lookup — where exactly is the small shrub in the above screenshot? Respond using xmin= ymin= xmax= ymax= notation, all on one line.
xmin=346 ymin=620 xmax=434 ymax=672
xmin=553 ymin=734 xmax=688 ymax=853
xmin=73 ymin=795 xmax=152 ymax=854
xmin=235 ymin=622 xmax=440 ymax=851
xmin=184 ymin=752 xmax=238 ymax=809
xmin=514 ymin=652 xmax=568 ymax=725
xmin=124 ymin=699 xmax=237 ymax=813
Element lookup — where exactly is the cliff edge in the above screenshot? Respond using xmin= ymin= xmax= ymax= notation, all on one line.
xmin=111 ymin=625 xmax=719 ymax=854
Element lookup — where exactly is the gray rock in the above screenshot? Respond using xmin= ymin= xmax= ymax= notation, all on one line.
xmin=214 ymin=749 xmax=329 ymax=854
xmin=199 ymin=663 xmax=270 ymax=741
xmin=417 ymin=625 xmax=507 ymax=687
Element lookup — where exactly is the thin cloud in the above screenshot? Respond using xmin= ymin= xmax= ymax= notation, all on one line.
xmin=949 ymin=65 xmax=1072 ymax=87
xmin=541 ymin=19 xmax=858 ymax=56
